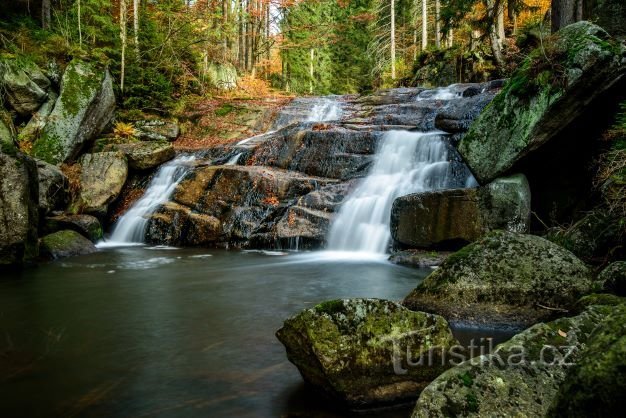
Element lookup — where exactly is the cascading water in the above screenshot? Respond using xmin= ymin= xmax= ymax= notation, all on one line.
xmin=101 ymin=155 xmax=196 ymax=245
xmin=306 ymin=98 xmax=342 ymax=122
xmin=327 ymin=130 xmax=472 ymax=254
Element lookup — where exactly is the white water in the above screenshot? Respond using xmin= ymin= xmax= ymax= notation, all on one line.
xmin=306 ymin=98 xmax=342 ymax=122
xmin=226 ymin=153 xmax=242 ymax=165
xmin=327 ymin=131 xmax=467 ymax=254
xmin=99 ymin=155 xmax=197 ymax=246
xmin=417 ymin=86 xmax=461 ymax=101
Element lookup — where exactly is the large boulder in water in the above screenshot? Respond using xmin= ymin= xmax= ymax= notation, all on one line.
xmin=0 ymin=144 xmax=39 ymax=266
xmin=391 ymin=174 xmax=531 ymax=250
xmin=145 ymin=202 xmax=222 ymax=246
xmin=78 ymin=152 xmax=128 ymax=214
xmin=32 ymin=59 xmax=115 ymax=164
xmin=39 ymin=230 xmax=96 ymax=259
xmin=411 ymin=303 xmax=620 ymax=418
xmin=0 ymin=58 xmax=50 ymax=116
xmin=276 ymin=298 xmax=458 ymax=408
xmin=458 ymin=22 xmax=626 ymax=184
xmin=43 ymin=214 xmax=103 ymax=243
xmin=403 ymin=231 xmax=594 ymax=327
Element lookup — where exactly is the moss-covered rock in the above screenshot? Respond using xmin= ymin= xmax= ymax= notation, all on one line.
xmin=18 ymin=92 xmax=58 ymax=144
xmin=111 ymin=141 xmax=175 ymax=170
xmin=78 ymin=152 xmax=128 ymax=215
xmin=39 ymin=230 xmax=96 ymax=259
xmin=0 ymin=109 xmax=16 ymax=147
xmin=0 ymin=58 xmax=50 ymax=116
xmin=391 ymin=174 xmax=531 ymax=250
xmin=276 ymin=298 xmax=458 ymax=408
xmin=598 ymin=261 xmax=626 ymax=296
xmin=32 ymin=59 xmax=115 ymax=164
xmin=548 ymin=304 xmax=626 ymax=417
xmin=0 ymin=148 xmax=39 ymax=267
xmin=403 ymin=231 xmax=594 ymax=327
xmin=43 ymin=214 xmax=103 ymax=243
xmin=459 ymin=22 xmax=626 ymax=184
xmin=411 ymin=304 xmax=618 ymax=418
xmin=205 ymin=62 xmax=237 ymax=90
xmin=134 ymin=119 xmax=180 ymax=141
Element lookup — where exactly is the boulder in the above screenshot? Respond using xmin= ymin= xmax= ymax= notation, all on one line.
xmin=411 ymin=303 xmax=619 ymax=418
xmin=205 ymin=62 xmax=237 ymax=90
xmin=459 ymin=22 xmax=626 ymax=184
xmin=599 ymin=261 xmax=626 ymax=297
xmin=0 ymin=59 xmax=50 ymax=116
xmin=112 ymin=141 xmax=175 ymax=170
xmin=32 ymin=59 xmax=115 ymax=164
xmin=145 ymin=202 xmax=221 ymax=246
xmin=276 ymin=298 xmax=458 ymax=408
xmin=39 ymin=230 xmax=96 ymax=259
xmin=548 ymin=304 xmax=626 ymax=417
xmin=389 ymin=250 xmax=451 ymax=268
xmin=403 ymin=231 xmax=594 ymax=327
xmin=43 ymin=214 xmax=102 ymax=242
xmin=0 ymin=109 xmax=16 ymax=146
xmin=78 ymin=152 xmax=128 ymax=214
xmin=0 ymin=145 xmax=39 ymax=266
xmin=18 ymin=92 xmax=58 ymax=143
xmin=434 ymin=93 xmax=497 ymax=134
xmin=35 ymin=159 xmax=69 ymax=216
xmin=391 ymin=174 xmax=531 ymax=250
xmin=134 ymin=119 xmax=180 ymax=142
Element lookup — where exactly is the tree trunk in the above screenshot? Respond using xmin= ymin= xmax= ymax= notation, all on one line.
xmin=391 ymin=0 xmax=396 ymax=80
xmin=41 ymin=0 xmax=51 ymax=30
xmin=78 ymin=0 xmax=82 ymax=48
xmin=133 ymin=0 xmax=140 ymax=58
xmin=508 ymin=1 xmax=518 ymax=35
xmin=497 ymin=1 xmax=505 ymax=46
xmin=435 ymin=0 xmax=441 ymax=48
xmin=309 ymin=48 xmax=314 ymax=94
xmin=551 ymin=0 xmax=583 ymax=33
xmin=422 ymin=0 xmax=428 ymax=50
xmin=120 ymin=0 xmax=128 ymax=94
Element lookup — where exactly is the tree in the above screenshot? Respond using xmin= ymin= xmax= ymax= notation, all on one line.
xmin=422 ymin=0 xmax=428 ymax=50
xmin=120 ymin=0 xmax=128 ymax=94
xmin=391 ymin=0 xmax=396 ymax=80
xmin=551 ymin=0 xmax=583 ymax=32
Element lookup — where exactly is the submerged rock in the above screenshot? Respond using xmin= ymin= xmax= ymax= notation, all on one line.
xmin=43 ymin=214 xmax=102 ymax=243
xmin=112 ymin=141 xmax=175 ymax=170
xmin=403 ymin=231 xmax=593 ymax=327
xmin=276 ymin=298 xmax=458 ymax=408
xmin=40 ymin=230 xmax=96 ymax=259
xmin=598 ymin=261 xmax=626 ymax=296
xmin=391 ymin=174 xmax=530 ymax=250
xmin=36 ymin=159 xmax=69 ymax=216
xmin=0 ymin=145 xmax=39 ymax=266
xmin=459 ymin=22 xmax=626 ymax=184
xmin=78 ymin=152 xmax=128 ymax=214
xmin=411 ymin=303 xmax=619 ymax=418
xmin=32 ymin=59 xmax=115 ymax=164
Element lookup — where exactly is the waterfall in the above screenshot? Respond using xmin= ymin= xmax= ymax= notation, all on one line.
xmin=226 ymin=152 xmax=242 ymax=165
xmin=306 ymin=98 xmax=342 ymax=122
xmin=101 ymin=155 xmax=196 ymax=246
xmin=327 ymin=131 xmax=469 ymax=254
xmin=416 ymin=86 xmax=461 ymax=101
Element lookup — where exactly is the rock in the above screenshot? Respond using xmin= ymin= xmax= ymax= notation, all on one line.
xmin=39 ymin=230 xmax=96 ymax=259
xmin=32 ymin=59 xmax=115 ymax=164
xmin=389 ymin=250 xmax=451 ymax=268
xmin=35 ymin=159 xmax=69 ymax=216
xmin=403 ymin=231 xmax=594 ymax=327
xmin=205 ymin=62 xmax=237 ymax=90
xmin=459 ymin=22 xmax=626 ymax=184
xmin=145 ymin=202 xmax=222 ymax=246
xmin=276 ymin=298 xmax=458 ymax=408
xmin=584 ymin=0 xmax=626 ymax=39
xmin=112 ymin=141 xmax=175 ymax=170
xmin=411 ymin=303 xmax=618 ymax=418
xmin=18 ymin=92 xmax=58 ymax=143
xmin=391 ymin=174 xmax=531 ymax=250
xmin=134 ymin=119 xmax=180 ymax=142
xmin=434 ymin=93 xmax=497 ymax=134
xmin=0 ymin=109 xmax=16 ymax=146
xmin=0 ymin=58 xmax=50 ymax=116
xmin=78 ymin=152 xmax=128 ymax=214
xmin=43 ymin=214 xmax=102 ymax=242
xmin=546 ymin=210 xmax=623 ymax=264
xmin=0 ymin=145 xmax=39 ymax=266
xmin=599 ymin=261 xmax=626 ymax=296
xmin=548 ymin=304 xmax=626 ymax=417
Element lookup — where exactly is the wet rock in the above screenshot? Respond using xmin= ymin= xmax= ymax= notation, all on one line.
xmin=434 ymin=93 xmax=496 ymax=133
xmin=112 ymin=141 xmax=175 ymax=170
xmin=391 ymin=174 xmax=531 ymax=250
xmin=599 ymin=261 xmax=626 ymax=297
xmin=32 ymin=59 xmax=115 ymax=164
xmin=145 ymin=202 xmax=221 ymax=246
xmin=403 ymin=231 xmax=594 ymax=327
xmin=78 ymin=152 xmax=128 ymax=214
xmin=459 ymin=22 xmax=626 ymax=184
xmin=43 ymin=214 xmax=102 ymax=242
xmin=0 ymin=59 xmax=50 ymax=116
xmin=134 ymin=119 xmax=180 ymax=142
xmin=389 ymin=250 xmax=451 ymax=268
xmin=39 ymin=230 xmax=96 ymax=259
xmin=276 ymin=298 xmax=458 ymax=408
xmin=36 ymin=159 xmax=69 ymax=216
xmin=0 ymin=145 xmax=39 ymax=266
xmin=411 ymin=303 xmax=619 ymax=418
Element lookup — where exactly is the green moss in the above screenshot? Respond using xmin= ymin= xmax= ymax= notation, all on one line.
xmin=458 ymin=371 xmax=474 ymax=387
xmin=0 ymin=140 xmax=18 ymax=157
xmin=466 ymin=392 xmax=479 ymax=413
xmin=314 ymin=299 xmax=345 ymax=315
xmin=215 ymin=103 xmax=235 ymax=117
xmin=32 ymin=131 xmax=64 ymax=164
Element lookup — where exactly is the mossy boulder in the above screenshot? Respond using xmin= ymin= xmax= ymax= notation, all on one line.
xmin=134 ymin=119 xmax=180 ymax=141
xmin=276 ymin=298 xmax=458 ymax=409
xmin=389 ymin=250 xmax=451 ymax=268
xmin=39 ymin=230 xmax=96 ymax=259
xmin=459 ymin=22 xmax=626 ymax=184
xmin=403 ymin=231 xmax=594 ymax=327
xmin=0 ymin=58 xmax=50 ymax=116
xmin=112 ymin=141 xmax=175 ymax=170
xmin=0 ymin=109 xmax=17 ymax=147
xmin=205 ymin=62 xmax=237 ymax=90
xmin=32 ymin=59 xmax=115 ymax=165
xmin=411 ymin=304 xmax=618 ymax=418
xmin=548 ymin=304 xmax=626 ymax=417
xmin=598 ymin=261 xmax=626 ymax=296
xmin=78 ymin=152 xmax=128 ymax=215
xmin=0 ymin=147 xmax=39 ymax=266
xmin=18 ymin=92 xmax=58 ymax=144
xmin=43 ymin=214 xmax=103 ymax=243
xmin=391 ymin=174 xmax=531 ymax=250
